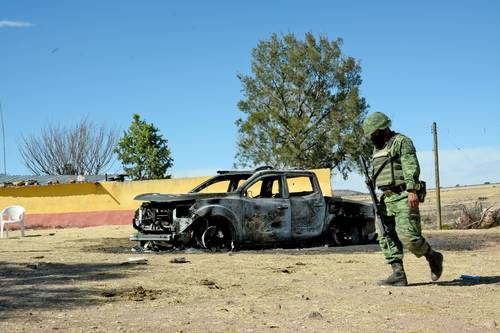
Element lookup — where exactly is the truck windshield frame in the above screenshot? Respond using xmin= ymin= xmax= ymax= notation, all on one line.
xmin=189 ymin=174 xmax=253 ymax=193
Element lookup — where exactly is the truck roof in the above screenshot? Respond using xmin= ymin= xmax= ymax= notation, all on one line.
xmin=216 ymin=168 xmax=314 ymax=176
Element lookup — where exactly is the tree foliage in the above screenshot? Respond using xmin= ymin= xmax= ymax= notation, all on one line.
xmin=236 ymin=32 xmax=369 ymax=177
xmin=19 ymin=118 xmax=117 ymax=175
xmin=115 ymin=114 xmax=173 ymax=180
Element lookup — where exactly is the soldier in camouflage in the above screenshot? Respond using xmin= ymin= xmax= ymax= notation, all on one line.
xmin=362 ymin=112 xmax=443 ymax=286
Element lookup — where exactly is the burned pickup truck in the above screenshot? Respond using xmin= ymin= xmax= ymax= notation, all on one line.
xmin=130 ymin=167 xmax=375 ymax=250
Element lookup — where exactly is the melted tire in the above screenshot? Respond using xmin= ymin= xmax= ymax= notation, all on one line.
xmin=200 ymin=224 xmax=233 ymax=251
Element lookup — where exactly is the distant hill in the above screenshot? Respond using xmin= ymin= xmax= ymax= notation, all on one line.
xmin=333 ymin=189 xmax=367 ymax=196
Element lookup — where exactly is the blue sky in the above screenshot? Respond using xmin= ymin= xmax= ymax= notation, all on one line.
xmin=1 ymin=0 xmax=499 ymax=191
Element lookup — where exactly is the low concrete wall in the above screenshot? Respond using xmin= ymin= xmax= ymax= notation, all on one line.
xmin=0 ymin=169 xmax=332 ymax=229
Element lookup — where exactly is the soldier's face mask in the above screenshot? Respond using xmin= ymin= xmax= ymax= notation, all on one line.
xmin=370 ymin=129 xmax=387 ymax=149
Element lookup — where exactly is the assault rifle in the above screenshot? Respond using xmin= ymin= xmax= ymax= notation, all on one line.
xmin=360 ymin=156 xmax=388 ymax=237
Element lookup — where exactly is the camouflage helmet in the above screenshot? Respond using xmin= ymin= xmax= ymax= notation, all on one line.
xmin=362 ymin=112 xmax=392 ymax=138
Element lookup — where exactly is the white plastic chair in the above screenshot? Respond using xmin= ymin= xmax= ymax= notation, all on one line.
xmin=1 ymin=205 xmax=25 ymax=238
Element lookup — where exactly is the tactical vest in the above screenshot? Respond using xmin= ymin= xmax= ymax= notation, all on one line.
xmin=372 ymin=135 xmax=405 ymax=189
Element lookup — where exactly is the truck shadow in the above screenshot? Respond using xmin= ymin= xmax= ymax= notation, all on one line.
xmin=240 ymin=229 xmax=499 ymax=254
xmin=409 ymin=275 xmax=500 ymax=287
xmin=0 ymin=261 xmax=133 ymax=319
xmin=77 ymin=230 xmax=499 ymax=255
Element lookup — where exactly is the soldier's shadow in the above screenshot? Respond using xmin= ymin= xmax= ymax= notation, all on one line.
xmin=409 ymin=275 xmax=500 ymax=287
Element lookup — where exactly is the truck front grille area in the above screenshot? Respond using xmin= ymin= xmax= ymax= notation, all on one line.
xmin=133 ymin=205 xmax=174 ymax=233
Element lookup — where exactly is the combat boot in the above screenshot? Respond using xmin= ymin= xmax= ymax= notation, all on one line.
xmin=377 ymin=261 xmax=408 ymax=286
xmin=425 ymin=250 xmax=443 ymax=281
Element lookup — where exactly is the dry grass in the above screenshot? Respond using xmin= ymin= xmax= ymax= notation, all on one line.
xmin=346 ymin=183 xmax=500 ymax=229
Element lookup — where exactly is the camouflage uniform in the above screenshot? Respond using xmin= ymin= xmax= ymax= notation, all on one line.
xmin=363 ymin=112 xmax=443 ymax=285
xmin=375 ymin=133 xmax=430 ymax=263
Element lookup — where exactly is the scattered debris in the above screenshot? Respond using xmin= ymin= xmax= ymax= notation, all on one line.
xmin=200 ymin=279 xmax=221 ymax=289
xmin=200 ymin=279 xmax=216 ymax=286
xmin=101 ymin=286 xmax=161 ymax=301
xmin=170 ymin=257 xmax=190 ymax=264
xmin=123 ymin=257 xmax=148 ymax=265
xmin=306 ymin=311 xmax=323 ymax=319
xmin=131 ymin=246 xmax=144 ymax=253
xmin=126 ymin=286 xmax=160 ymax=301
xmin=460 ymin=275 xmax=481 ymax=282
xmin=131 ymin=245 xmax=157 ymax=253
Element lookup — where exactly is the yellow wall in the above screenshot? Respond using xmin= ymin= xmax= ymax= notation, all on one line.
xmin=0 ymin=169 xmax=332 ymax=214
xmin=313 ymin=168 xmax=332 ymax=197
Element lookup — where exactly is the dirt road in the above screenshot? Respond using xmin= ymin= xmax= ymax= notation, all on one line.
xmin=1 ymin=225 xmax=499 ymax=332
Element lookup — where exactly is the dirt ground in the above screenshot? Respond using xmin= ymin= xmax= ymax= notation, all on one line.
xmin=0 ymin=224 xmax=499 ymax=333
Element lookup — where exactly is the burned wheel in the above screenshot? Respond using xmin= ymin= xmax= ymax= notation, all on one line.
xmin=333 ymin=230 xmax=349 ymax=245
xmin=201 ymin=225 xmax=233 ymax=251
xmin=333 ymin=226 xmax=361 ymax=245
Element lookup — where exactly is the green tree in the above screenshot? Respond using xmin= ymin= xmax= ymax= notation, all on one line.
xmin=236 ymin=32 xmax=369 ymax=178
xmin=115 ymin=114 xmax=173 ymax=180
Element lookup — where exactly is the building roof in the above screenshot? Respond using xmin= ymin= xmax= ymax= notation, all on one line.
xmin=0 ymin=174 xmax=123 ymax=187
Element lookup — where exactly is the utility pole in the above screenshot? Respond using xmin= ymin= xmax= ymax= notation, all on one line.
xmin=432 ymin=122 xmax=442 ymax=230
xmin=0 ymin=102 xmax=6 ymax=175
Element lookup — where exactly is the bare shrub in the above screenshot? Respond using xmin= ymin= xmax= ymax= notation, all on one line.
xmin=455 ymin=201 xmax=500 ymax=229
xmin=19 ymin=118 xmax=118 ymax=175
xmin=479 ymin=205 xmax=500 ymax=229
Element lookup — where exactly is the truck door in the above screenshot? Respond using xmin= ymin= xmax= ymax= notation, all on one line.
xmin=241 ymin=175 xmax=291 ymax=243
xmin=286 ymin=173 xmax=325 ymax=240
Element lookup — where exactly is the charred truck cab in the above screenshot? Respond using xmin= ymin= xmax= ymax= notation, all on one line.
xmin=130 ymin=168 xmax=375 ymax=250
